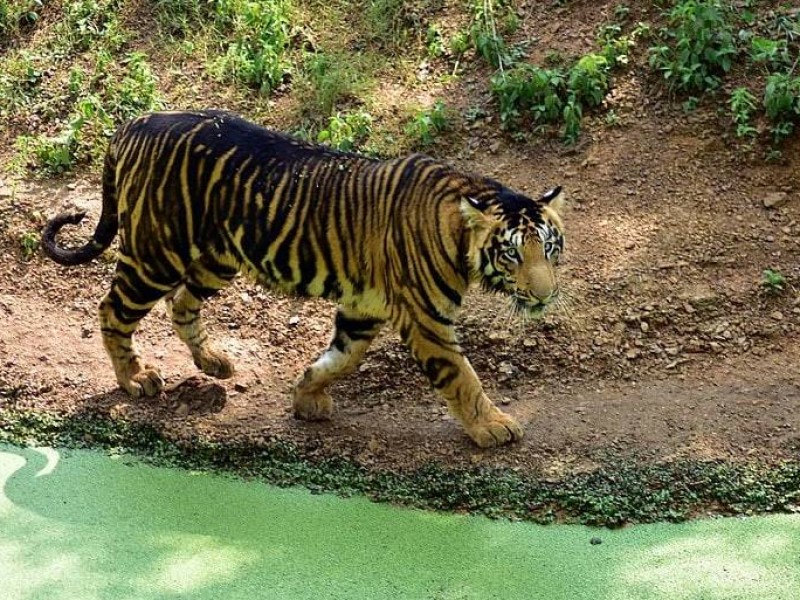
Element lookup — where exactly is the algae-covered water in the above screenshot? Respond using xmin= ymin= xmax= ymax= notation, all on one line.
xmin=1 ymin=444 xmax=798 ymax=600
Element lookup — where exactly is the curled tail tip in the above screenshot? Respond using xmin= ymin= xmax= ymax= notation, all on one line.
xmin=41 ymin=209 xmax=102 ymax=266
xmin=66 ymin=210 xmax=88 ymax=224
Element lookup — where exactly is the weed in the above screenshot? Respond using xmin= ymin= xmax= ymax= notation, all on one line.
xmin=426 ymin=24 xmax=445 ymax=58
xmin=0 ymin=50 xmax=42 ymax=115
xmin=60 ymin=0 xmax=125 ymax=53
xmin=761 ymin=269 xmax=787 ymax=294
xmin=763 ymin=72 xmax=800 ymax=144
xmin=299 ymin=52 xmax=370 ymax=120
xmin=112 ymin=52 xmax=161 ymax=120
xmin=613 ymin=4 xmax=630 ymax=23
xmin=492 ymin=48 xmax=614 ymax=142
xmin=404 ymin=100 xmax=449 ymax=147
xmin=317 ymin=110 xmax=372 ymax=151
xmin=19 ymin=230 xmax=40 ymax=260
xmin=729 ymin=87 xmax=757 ymax=138
xmin=604 ymin=109 xmax=620 ymax=127
xmin=470 ymin=0 xmax=515 ymax=70
xmin=364 ymin=0 xmax=406 ymax=49
xmin=648 ymin=0 xmax=738 ymax=94
xmin=682 ymin=95 xmax=699 ymax=112
xmin=209 ymin=0 xmax=292 ymax=93
xmin=749 ymin=36 xmax=790 ymax=68
xmin=568 ymin=53 xmax=610 ymax=108
xmin=491 ymin=64 xmax=565 ymax=129
xmin=17 ymin=113 xmax=85 ymax=175
xmin=0 ymin=0 xmax=43 ymax=40
xmin=449 ymin=30 xmax=470 ymax=56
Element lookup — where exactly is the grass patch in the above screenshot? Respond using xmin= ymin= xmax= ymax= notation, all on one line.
xmin=2 ymin=406 xmax=800 ymax=526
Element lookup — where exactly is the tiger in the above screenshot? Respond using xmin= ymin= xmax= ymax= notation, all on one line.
xmin=42 ymin=110 xmax=566 ymax=448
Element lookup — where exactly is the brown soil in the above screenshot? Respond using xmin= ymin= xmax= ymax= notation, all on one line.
xmin=1 ymin=1 xmax=799 ymax=478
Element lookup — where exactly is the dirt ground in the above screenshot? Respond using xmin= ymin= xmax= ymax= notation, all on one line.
xmin=1 ymin=1 xmax=799 ymax=478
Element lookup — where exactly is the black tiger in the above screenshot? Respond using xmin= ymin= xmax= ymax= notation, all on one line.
xmin=42 ymin=110 xmax=566 ymax=448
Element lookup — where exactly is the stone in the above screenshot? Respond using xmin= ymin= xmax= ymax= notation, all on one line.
xmin=763 ymin=191 xmax=789 ymax=209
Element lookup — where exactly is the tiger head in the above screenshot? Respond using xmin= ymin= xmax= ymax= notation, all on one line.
xmin=461 ymin=185 xmax=566 ymax=317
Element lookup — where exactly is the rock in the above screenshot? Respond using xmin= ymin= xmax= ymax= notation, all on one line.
xmin=288 ymin=315 xmax=300 ymax=326
xmin=770 ymin=311 xmax=784 ymax=321
xmin=234 ymin=382 xmax=249 ymax=392
xmin=501 ymin=396 xmax=513 ymax=405
xmin=0 ymin=186 xmax=12 ymax=198
xmin=763 ymin=191 xmax=788 ymax=209
xmin=679 ymin=284 xmax=717 ymax=309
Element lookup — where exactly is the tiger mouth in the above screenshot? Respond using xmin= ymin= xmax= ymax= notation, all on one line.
xmin=514 ymin=297 xmax=549 ymax=317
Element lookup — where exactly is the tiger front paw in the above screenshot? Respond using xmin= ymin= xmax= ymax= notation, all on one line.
xmin=194 ymin=348 xmax=235 ymax=379
xmin=292 ymin=386 xmax=334 ymax=421
xmin=120 ymin=364 xmax=165 ymax=398
xmin=465 ymin=410 xmax=524 ymax=448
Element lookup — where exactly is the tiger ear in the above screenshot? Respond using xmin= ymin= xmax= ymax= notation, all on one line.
xmin=541 ymin=186 xmax=565 ymax=215
xmin=460 ymin=197 xmax=498 ymax=229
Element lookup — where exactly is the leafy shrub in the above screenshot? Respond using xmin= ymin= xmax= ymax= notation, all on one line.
xmin=404 ymin=100 xmax=449 ymax=146
xmin=0 ymin=50 xmax=42 ymax=115
xmin=492 ymin=51 xmax=612 ymax=143
xmin=61 ymin=0 xmax=125 ymax=52
xmin=763 ymin=72 xmax=800 ymax=144
xmin=749 ymin=36 xmax=790 ymax=68
xmin=317 ymin=110 xmax=372 ymax=151
xmin=762 ymin=269 xmax=787 ymax=295
xmin=648 ymin=0 xmax=738 ymax=93
xmin=568 ymin=53 xmax=610 ymax=108
xmin=491 ymin=65 xmax=565 ymax=129
xmin=729 ymin=87 xmax=757 ymax=138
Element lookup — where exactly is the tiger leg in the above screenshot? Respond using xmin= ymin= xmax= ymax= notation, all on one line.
xmin=168 ymin=254 xmax=239 ymax=379
xmin=293 ymin=307 xmax=386 ymax=420
xmin=99 ymin=263 xmax=173 ymax=398
xmin=397 ymin=312 xmax=523 ymax=448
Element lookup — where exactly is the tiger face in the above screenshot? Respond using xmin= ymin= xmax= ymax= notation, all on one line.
xmin=462 ymin=186 xmax=566 ymax=317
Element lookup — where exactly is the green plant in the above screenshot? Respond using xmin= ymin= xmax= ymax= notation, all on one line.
xmin=491 ymin=64 xmax=566 ymax=129
xmin=61 ymin=0 xmax=125 ymax=52
xmin=0 ymin=0 xmax=43 ymax=39
xmin=749 ymin=37 xmax=790 ymax=68
xmin=761 ymin=269 xmax=787 ymax=294
xmin=449 ymin=30 xmax=470 ymax=56
xmin=426 ymin=24 xmax=445 ymax=58
xmin=729 ymin=87 xmax=757 ymax=138
xmin=568 ymin=53 xmax=610 ymax=108
xmin=364 ymin=0 xmax=406 ymax=49
xmin=317 ymin=110 xmax=372 ymax=151
xmin=300 ymin=52 xmax=370 ymax=119
xmin=19 ymin=230 xmax=40 ymax=259
xmin=648 ymin=0 xmax=738 ymax=93
xmin=763 ymin=72 xmax=800 ymax=144
xmin=0 ymin=50 xmax=42 ymax=115
xmin=405 ymin=100 xmax=449 ymax=146
xmin=112 ymin=52 xmax=161 ymax=120
xmin=210 ymin=0 xmax=292 ymax=93
xmin=470 ymin=0 xmax=515 ymax=70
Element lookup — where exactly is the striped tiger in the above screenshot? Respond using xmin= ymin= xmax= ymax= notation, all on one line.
xmin=42 ymin=110 xmax=566 ymax=448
